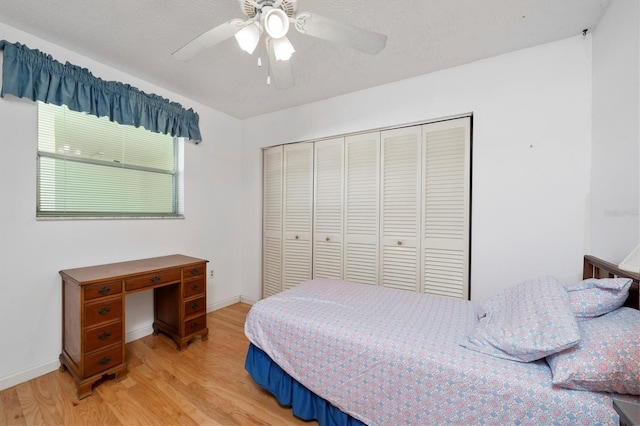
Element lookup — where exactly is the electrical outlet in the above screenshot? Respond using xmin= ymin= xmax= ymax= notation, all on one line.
xmin=209 ymin=269 xmax=214 ymax=278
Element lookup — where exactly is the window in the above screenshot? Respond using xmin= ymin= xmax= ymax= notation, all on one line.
xmin=37 ymin=102 xmax=184 ymax=218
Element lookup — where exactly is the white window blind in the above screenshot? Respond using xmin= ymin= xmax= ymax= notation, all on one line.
xmin=37 ymin=102 xmax=183 ymax=218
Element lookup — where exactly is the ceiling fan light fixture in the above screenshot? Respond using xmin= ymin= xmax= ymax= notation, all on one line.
xmin=263 ymin=7 xmax=290 ymax=39
xmin=234 ymin=22 xmax=260 ymax=54
xmin=173 ymin=0 xmax=388 ymax=88
xmin=272 ymin=36 xmax=295 ymax=60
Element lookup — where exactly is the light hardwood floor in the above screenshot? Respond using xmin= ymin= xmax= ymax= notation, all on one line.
xmin=0 ymin=303 xmax=314 ymax=425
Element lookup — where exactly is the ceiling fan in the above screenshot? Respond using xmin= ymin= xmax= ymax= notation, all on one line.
xmin=172 ymin=0 xmax=388 ymax=89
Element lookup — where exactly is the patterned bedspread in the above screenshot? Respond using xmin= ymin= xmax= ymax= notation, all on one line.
xmin=244 ymin=279 xmax=635 ymax=425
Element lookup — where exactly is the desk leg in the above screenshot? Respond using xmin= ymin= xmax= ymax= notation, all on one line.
xmin=77 ymin=382 xmax=94 ymax=400
xmin=59 ymin=353 xmax=128 ymax=400
xmin=176 ymin=328 xmax=209 ymax=351
xmin=115 ymin=368 xmax=128 ymax=382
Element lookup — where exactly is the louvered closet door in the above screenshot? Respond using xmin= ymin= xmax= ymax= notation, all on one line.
xmin=313 ymin=138 xmax=344 ymax=279
xmin=380 ymin=126 xmax=422 ymax=291
xmin=344 ymin=132 xmax=380 ymax=285
xmin=283 ymin=143 xmax=314 ymax=290
xmin=422 ymin=117 xmax=471 ymax=299
xmin=262 ymin=146 xmax=283 ymax=298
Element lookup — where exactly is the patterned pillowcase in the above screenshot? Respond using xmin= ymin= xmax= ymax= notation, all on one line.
xmin=461 ymin=276 xmax=580 ymax=362
xmin=545 ymin=307 xmax=640 ymax=395
xmin=566 ymin=278 xmax=632 ymax=320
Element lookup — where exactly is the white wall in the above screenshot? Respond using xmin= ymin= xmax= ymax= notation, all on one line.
xmin=590 ymin=0 xmax=640 ymax=262
xmin=241 ymin=36 xmax=593 ymax=303
xmin=0 ymin=24 xmax=245 ymax=389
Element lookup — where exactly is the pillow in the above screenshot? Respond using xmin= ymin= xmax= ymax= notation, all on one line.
xmin=566 ymin=278 xmax=632 ymax=320
xmin=461 ymin=276 xmax=580 ymax=362
xmin=545 ymin=307 xmax=640 ymax=395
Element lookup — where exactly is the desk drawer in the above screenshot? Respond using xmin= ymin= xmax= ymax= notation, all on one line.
xmin=184 ymin=263 xmax=206 ymax=279
xmin=85 ymin=321 xmax=123 ymax=353
xmin=84 ymin=280 xmax=122 ymax=301
xmin=85 ymin=297 xmax=122 ymax=327
xmin=84 ymin=345 xmax=122 ymax=377
xmin=184 ymin=315 xmax=206 ymax=334
xmin=184 ymin=296 xmax=206 ymax=317
xmin=125 ymin=268 xmax=181 ymax=292
xmin=183 ymin=277 xmax=205 ymax=298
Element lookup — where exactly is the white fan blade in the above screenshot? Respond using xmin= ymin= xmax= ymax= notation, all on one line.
xmin=294 ymin=12 xmax=387 ymax=55
xmin=266 ymin=38 xmax=295 ymax=89
xmin=173 ymin=19 xmax=248 ymax=61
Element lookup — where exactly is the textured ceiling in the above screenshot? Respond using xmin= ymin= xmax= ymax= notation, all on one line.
xmin=0 ymin=0 xmax=611 ymax=119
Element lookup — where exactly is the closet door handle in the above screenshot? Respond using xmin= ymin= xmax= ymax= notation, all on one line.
xmin=397 ymin=240 xmax=403 ymax=246
xmin=295 ymin=235 xmax=299 ymax=240
xmin=325 ymin=236 xmax=330 ymax=242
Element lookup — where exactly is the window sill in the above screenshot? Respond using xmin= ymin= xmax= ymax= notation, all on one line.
xmin=36 ymin=215 xmax=185 ymax=221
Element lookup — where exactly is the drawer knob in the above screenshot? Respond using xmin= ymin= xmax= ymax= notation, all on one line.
xmin=97 ymin=356 xmax=112 ymax=366
xmin=97 ymin=306 xmax=112 ymax=315
xmin=150 ymin=276 xmax=161 ymax=284
xmin=191 ymin=284 xmax=199 ymax=291
xmin=190 ymin=302 xmax=200 ymax=310
xmin=98 ymin=286 xmax=111 ymax=295
xmin=190 ymin=268 xmax=199 ymax=275
xmin=191 ymin=322 xmax=199 ymax=329
xmin=97 ymin=331 xmax=112 ymax=340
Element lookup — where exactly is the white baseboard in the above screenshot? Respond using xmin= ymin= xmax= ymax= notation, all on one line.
xmin=125 ymin=325 xmax=154 ymax=343
xmin=207 ymin=295 xmax=241 ymax=312
xmin=0 ymin=294 xmax=256 ymax=392
xmin=0 ymin=360 xmax=61 ymax=392
xmin=240 ymin=295 xmax=259 ymax=305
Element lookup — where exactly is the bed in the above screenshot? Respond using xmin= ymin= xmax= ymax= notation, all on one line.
xmin=244 ymin=256 xmax=640 ymax=425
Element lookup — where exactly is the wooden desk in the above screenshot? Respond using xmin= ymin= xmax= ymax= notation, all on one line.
xmin=59 ymin=254 xmax=209 ymax=399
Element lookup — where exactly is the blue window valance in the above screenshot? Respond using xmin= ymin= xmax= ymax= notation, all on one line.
xmin=0 ymin=40 xmax=202 ymax=142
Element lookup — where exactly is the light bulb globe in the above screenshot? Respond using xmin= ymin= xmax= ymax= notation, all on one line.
xmin=234 ymin=23 xmax=260 ymax=54
xmin=263 ymin=8 xmax=289 ymax=39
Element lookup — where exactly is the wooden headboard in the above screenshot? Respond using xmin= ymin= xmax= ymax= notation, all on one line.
xmin=583 ymin=255 xmax=640 ymax=310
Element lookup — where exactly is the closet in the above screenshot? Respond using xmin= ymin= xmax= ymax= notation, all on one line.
xmin=262 ymin=116 xmax=471 ymax=299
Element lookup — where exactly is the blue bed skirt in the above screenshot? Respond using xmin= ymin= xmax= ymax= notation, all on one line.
xmin=244 ymin=343 xmax=366 ymax=426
